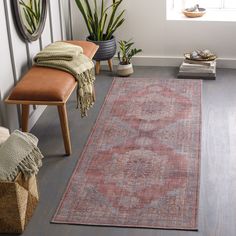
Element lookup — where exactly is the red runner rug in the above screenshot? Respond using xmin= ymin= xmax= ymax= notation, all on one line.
xmin=52 ymin=78 xmax=201 ymax=230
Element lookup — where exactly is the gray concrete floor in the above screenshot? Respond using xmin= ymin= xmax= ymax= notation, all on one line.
xmin=1 ymin=66 xmax=236 ymax=236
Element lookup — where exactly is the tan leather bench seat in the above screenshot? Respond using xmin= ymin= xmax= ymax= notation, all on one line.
xmin=8 ymin=40 xmax=98 ymax=102
xmin=6 ymin=40 xmax=98 ymax=156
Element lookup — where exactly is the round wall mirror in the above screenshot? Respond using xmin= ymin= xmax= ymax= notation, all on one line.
xmin=13 ymin=0 xmax=48 ymax=42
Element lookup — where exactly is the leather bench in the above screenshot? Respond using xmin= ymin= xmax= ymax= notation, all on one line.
xmin=5 ymin=41 xmax=99 ymax=156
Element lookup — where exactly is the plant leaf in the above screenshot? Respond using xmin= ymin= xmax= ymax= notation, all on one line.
xmin=105 ymin=0 xmax=123 ymax=38
xmin=75 ymin=0 xmax=93 ymax=36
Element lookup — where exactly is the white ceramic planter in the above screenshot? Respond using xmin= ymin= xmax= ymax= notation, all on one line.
xmin=117 ymin=63 xmax=134 ymax=77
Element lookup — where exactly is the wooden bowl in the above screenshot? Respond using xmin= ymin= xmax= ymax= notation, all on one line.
xmin=184 ymin=53 xmax=217 ymax=61
xmin=183 ymin=8 xmax=206 ymax=18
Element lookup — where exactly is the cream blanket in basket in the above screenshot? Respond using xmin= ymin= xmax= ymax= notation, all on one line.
xmin=0 ymin=130 xmax=44 ymax=181
xmin=0 ymin=127 xmax=10 ymax=146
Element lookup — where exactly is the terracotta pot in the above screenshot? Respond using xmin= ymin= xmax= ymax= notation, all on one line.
xmin=117 ymin=63 xmax=134 ymax=77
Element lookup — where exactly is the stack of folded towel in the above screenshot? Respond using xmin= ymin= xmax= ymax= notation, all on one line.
xmin=0 ymin=129 xmax=44 ymax=182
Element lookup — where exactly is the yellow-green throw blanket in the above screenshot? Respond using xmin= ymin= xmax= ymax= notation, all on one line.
xmin=34 ymin=42 xmax=95 ymax=117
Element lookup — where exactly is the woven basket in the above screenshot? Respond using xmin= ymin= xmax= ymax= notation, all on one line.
xmin=183 ymin=9 xmax=206 ymax=18
xmin=0 ymin=173 xmax=39 ymax=234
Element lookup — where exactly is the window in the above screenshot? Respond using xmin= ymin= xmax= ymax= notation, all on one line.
xmin=172 ymin=0 xmax=236 ymax=10
xmin=167 ymin=0 xmax=236 ymax=21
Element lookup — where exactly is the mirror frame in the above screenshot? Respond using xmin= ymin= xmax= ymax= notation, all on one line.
xmin=12 ymin=0 xmax=48 ymax=42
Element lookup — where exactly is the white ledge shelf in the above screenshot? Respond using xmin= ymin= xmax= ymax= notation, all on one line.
xmin=167 ymin=9 xmax=236 ymax=22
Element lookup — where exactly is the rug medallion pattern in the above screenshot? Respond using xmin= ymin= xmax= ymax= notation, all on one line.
xmin=53 ymin=78 xmax=201 ymax=230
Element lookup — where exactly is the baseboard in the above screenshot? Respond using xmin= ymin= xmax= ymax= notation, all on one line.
xmin=113 ymin=55 xmax=236 ymax=69
xmin=216 ymin=58 xmax=236 ymax=69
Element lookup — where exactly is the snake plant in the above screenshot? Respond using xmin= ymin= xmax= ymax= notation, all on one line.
xmin=118 ymin=39 xmax=142 ymax=65
xmin=74 ymin=0 xmax=125 ymax=41
xmin=19 ymin=0 xmax=41 ymax=34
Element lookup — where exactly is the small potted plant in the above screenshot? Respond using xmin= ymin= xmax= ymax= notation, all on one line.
xmin=117 ymin=39 xmax=142 ymax=77
xmin=75 ymin=0 xmax=125 ymax=74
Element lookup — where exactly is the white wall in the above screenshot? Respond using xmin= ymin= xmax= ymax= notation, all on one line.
xmin=70 ymin=0 xmax=236 ymax=68
xmin=0 ymin=0 xmax=69 ymax=130
xmin=1 ymin=0 xmax=235 ymax=129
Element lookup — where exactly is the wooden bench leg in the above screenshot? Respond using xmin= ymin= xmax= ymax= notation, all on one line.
xmin=22 ymin=104 xmax=29 ymax=132
xmin=95 ymin=61 xmax=100 ymax=75
xmin=57 ymin=104 xmax=72 ymax=156
xmin=108 ymin=59 xmax=113 ymax=72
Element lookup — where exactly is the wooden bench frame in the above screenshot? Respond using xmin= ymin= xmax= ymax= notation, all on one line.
xmin=5 ymin=83 xmax=77 ymax=156
xmin=5 ymin=41 xmax=99 ymax=156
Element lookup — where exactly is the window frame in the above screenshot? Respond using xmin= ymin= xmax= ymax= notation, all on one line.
xmin=172 ymin=0 xmax=236 ymax=10
xmin=167 ymin=0 xmax=236 ymax=22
